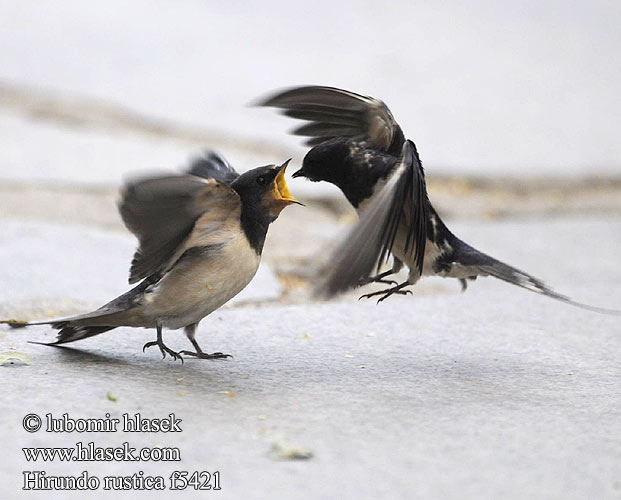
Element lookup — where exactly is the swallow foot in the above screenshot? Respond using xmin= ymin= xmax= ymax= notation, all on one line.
xmin=359 ymin=281 xmax=412 ymax=303
xmin=356 ymin=270 xmax=398 ymax=288
xmin=179 ymin=350 xmax=232 ymax=360
xmin=142 ymin=340 xmax=184 ymax=363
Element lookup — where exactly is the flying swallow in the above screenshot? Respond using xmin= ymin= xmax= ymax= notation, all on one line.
xmin=260 ymin=86 xmax=620 ymax=314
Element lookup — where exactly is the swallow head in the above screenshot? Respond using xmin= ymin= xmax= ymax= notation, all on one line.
xmin=232 ymin=159 xmax=302 ymax=223
xmin=292 ymin=156 xmax=325 ymax=183
xmin=293 ymin=139 xmax=351 ymax=187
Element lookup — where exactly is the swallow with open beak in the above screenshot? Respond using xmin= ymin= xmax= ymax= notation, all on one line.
xmin=259 ymin=86 xmax=620 ymax=314
xmin=28 ymin=152 xmax=301 ymax=361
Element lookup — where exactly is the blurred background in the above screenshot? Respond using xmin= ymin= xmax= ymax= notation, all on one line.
xmin=2 ymin=0 xmax=621 ymax=179
xmin=1 ymin=0 xmax=620 ymax=309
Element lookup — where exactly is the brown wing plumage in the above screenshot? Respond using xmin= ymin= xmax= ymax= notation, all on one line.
xmin=119 ymin=175 xmax=241 ymax=283
xmin=259 ymin=86 xmax=403 ymax=152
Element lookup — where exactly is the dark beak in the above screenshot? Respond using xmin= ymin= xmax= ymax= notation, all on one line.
xmin=292 ymin=168 xmax=306 ymax=178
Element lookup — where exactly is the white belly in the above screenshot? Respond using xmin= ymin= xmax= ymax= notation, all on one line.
xmin=355 ymin=201 xmax=446 ymax=284
xmin=141 ymin=232 xmax=261 ymax=329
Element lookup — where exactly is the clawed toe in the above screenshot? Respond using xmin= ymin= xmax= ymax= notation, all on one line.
xmin=166 ymin=348 xmax=184 ymax=363
xmin=358 ymin=282 xmax=412 ymax=303
xmin=358 ymin=278 xmax=398 ymax=287
xmin=142 ymin=341 xmax=158 ymax=353
xmin=377 ymin=289 xmax=411 ymax=303
xmin=142 ymin=340 xmax=184 ymax=363
xmin=179 ymin=350 xmax=233 ymax=360
xmin=357 ymin=270 xmax=398 ymax=288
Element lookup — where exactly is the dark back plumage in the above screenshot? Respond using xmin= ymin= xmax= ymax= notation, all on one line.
xmin=300 ymin=138 xmax=397 ymax=208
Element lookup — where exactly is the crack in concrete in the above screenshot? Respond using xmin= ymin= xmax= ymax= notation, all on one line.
xmin=2 ymin=80 xmax=620 ymax=224
xmin=0 ymin=80 xmax=290 ymax=158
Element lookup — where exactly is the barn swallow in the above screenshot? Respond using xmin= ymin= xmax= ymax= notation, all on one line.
xmin=260 ymin=86 xmax=620 ymax=313
xmin=27 ymin=152 xmax=301 ymax=361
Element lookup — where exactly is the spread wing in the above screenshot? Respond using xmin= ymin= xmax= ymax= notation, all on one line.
xmin=259 ymin=86 xmax=404 ymax=153
xmin=317 ymin=140 xmax=428 ymax=298
xmin=186 ymin=150 xmax=239 ymax=184
xmin=119 ymin=174 xmax=241 ymax=283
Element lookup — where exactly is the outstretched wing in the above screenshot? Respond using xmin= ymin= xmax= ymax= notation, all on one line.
xmin=186 ymin=150 xmax=239 ymax=184
xmin=119 ymin=174 xmax=241 ymax=283
xmin=317 ymin=140 xmax=428 ymax=297
xmin=259 ymin=86 xmax=405 ymax=154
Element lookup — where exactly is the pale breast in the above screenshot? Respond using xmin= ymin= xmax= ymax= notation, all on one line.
xmin=142 ymin=228 xmax=261 ymax=329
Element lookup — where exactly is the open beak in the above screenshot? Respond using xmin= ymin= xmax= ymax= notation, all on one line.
xmin=274 ymin=159 xmax=304 ymax=206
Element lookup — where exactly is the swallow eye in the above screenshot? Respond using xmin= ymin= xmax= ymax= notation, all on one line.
xmin=256 ymin=176 xmax=267 ymax=186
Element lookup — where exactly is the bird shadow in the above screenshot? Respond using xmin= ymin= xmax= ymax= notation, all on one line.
xmin=33 ymin=343 xmax=135 ymax=367
xmin=27 ymin=340 xmax=236 ymax=389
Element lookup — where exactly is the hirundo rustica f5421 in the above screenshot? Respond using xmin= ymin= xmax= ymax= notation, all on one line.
xmin=260 ymin=86 xmax=620 ymax=313
xmin=29 ymin=152 xmax=301 ymax=360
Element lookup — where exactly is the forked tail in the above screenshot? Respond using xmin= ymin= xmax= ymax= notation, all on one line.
xmin=450 ymin=239 xmax=621 ymax=315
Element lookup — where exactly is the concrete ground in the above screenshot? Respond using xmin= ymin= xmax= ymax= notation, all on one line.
xmin=1 ymin=2 xmax=621 ymax=499
xmin=2 ymin=208 xmax=620 ymax=500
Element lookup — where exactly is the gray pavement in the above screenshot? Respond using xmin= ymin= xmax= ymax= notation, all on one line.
xmin=2 ymin=216 xmax=620 ymax=500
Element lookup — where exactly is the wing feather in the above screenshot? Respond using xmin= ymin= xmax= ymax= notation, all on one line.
xmin=317 ymin=140 xmax=428 ymax=297
xmin=259 ymin=86 xmax=403 ymax=152
xmin=119 ymin=175 xmax=241 ymax=283
xmin=186 ymin=150 xmax=239 ymax=184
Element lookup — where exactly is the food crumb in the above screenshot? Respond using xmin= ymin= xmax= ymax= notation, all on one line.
xmin=270 ymin=443 xmax=313 ymax=460
xmin=106 ymin=392 xmax=117 ymax=402
xmin=1 ymin=319 xmax=28 ymax=329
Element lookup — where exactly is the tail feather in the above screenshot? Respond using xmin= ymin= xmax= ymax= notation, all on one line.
xmin=51 ymin=325 xmax=116 ymax=344
xmin=452 ymin=241 xmax=621 ymax=315
xmin=23 ymin=308 xmax=129 ymax=344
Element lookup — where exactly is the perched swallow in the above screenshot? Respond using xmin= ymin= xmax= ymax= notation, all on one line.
xmin=28 ymin=152 xmax=301 ymax=361
xmin=260 ymin=86 xmax=620 ymax=313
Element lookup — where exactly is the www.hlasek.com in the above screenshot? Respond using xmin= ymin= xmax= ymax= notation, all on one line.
xmin=21 ymin=412 xmax=221 ymax=491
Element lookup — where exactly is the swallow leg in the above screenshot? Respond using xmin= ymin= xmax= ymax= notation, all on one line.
xmin=357 ymin=269 xmax=398 ymax=287
xmin=142 ymin=323 xmax=184 ymax=363
xmin=459 ymin=276 xmax=477 ymax=292
xmin=178 ymin=323 xmax=232 ymax=360
xmin=180 ymin=338 xmax=232 ymax=360
xmin=359 ymin=281 xmax=412 ymax=303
